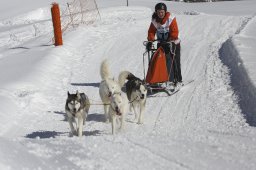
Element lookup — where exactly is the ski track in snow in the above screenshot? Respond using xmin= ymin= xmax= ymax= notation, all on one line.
xmin=1 ymin=5 xmax=256 ymax=170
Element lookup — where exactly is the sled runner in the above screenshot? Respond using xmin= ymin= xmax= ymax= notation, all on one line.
xmin=143 ymin=40 xmax=181 ymax=96
xmin=146 ymin=80 xmax=194 ymax=97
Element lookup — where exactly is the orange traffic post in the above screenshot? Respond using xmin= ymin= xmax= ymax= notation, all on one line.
xmin=51 ymin=3 xmax=63 ymax=46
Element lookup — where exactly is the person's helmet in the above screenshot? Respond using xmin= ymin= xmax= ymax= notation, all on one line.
xmin=155 ymin=3 xmax=167 ymax=12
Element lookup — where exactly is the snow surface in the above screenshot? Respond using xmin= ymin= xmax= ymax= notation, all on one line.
xmin=1 ymin=0 xmax=256 ymax=169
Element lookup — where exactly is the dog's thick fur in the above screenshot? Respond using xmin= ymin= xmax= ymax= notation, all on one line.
xmin=99 ymin=59 xmax=121 ymax=122
xmin=109 ymin=92 xmax=128 ymax=135
xmin=65 ymin=91 xmax=90 ymax=137
xmin=119 ymin=71 xmax=147 ymax=124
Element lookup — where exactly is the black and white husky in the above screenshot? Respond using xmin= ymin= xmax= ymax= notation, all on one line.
xmin=65 ymin=90 xmax=90 ymax=137
xmin=118 ymin=71 xmax=147 ymax=124
xmin=99 ymin=59 xmax=121 ymax=122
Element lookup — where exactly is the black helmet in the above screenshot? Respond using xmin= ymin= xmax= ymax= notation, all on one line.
xmin=155 ymin=3 xmax=167 ymax=12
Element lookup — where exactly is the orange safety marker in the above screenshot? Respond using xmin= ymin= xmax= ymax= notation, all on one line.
xmin=51 ymin=3 xmax=63 ymax=46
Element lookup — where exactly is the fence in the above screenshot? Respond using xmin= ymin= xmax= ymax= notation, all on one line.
xmin=61 ymin=0 xmax=101 ymax=33
xmin=0 ymin=0 xmax=100 ymax=48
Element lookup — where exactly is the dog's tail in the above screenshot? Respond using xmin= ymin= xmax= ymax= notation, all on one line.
xmin=100 ymin=59 xmax=111 ymax=80
xmin=118 ymin=71 xmax=136 ymax=87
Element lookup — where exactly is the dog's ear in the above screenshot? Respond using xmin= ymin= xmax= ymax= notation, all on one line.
xmin=67 ymin=91 xmax=70 ymax=96
xmin=76 ymin=90 xmax=81 ymax=99
xmin=135 ymin=80 xmax=140 ymax=86
xmin=142 ymin=79 xmax=146 ymax=85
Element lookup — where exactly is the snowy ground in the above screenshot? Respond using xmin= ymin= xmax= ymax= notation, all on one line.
xmin=0 ymin=0 xmax=256 ymax=169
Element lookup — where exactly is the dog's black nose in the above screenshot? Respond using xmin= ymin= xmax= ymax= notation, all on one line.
xmin=141 ymin=94 xmax=145 ymax=99
xmin=115 ymin=107 xmax=121 ymax=115
xmin=108 ymin=92 xmax=112 ymax=97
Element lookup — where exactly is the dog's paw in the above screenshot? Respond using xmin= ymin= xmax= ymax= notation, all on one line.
xmin=69 ymin=132 xmax=74 ymax=137
xmin=133 ymin=117 xmax=138 ymax=123
xmin=72 ymin=130 xmax=78 ymax=136
xmin=137 ymin=121 xmax=144 ymax=125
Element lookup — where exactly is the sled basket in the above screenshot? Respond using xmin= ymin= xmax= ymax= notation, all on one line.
xmin=146 ymin=47 xmax=169 ymax=84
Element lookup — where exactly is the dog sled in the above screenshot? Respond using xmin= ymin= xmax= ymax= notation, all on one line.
xmin=143 ymin=40 xmax=182 ymax=96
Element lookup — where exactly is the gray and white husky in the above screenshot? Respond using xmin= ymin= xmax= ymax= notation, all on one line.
xmin=65 ymin=90 xmax=90 ymax=137
xmin=99 ymin=59 xmax=121 ymax=122
xmin=119 ymin=71 xmax=147 ymax=124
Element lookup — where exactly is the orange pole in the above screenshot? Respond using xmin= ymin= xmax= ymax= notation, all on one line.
xmin=51 ymin=3 xmax=63 ymax=46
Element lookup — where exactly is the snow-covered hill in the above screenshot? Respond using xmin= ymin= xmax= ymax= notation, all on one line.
xmin=0 ymin=0 xmax=256 ymax=169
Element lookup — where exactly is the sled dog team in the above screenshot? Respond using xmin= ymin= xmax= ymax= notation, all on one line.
xmin=65 ymin=59 xmax=148 ymax=137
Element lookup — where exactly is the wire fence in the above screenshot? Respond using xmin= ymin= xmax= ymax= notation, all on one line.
xmin=61 ymin=0 xmax=101 ymax=33
xmin=0 ymin=0 xmax=100 ymax=48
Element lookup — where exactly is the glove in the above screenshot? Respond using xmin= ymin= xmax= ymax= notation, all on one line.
xmin=146 ymin=41 xmax=153 ymax=50
xmin=167 ymin=38 xmax=180 ymax=45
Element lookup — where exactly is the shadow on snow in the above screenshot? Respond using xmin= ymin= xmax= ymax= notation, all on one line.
xmin=25 ymin=131 xmax=66 ymax=139
xmin=71 ymin=82 xmax=100 ymax=88
xmin=25 ymin=130 xmax=103 ymax=139
xmin=219 ymin=38 xmax=256 ymax=126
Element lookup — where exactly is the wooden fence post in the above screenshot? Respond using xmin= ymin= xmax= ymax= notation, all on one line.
xmin=51 ymin=3 xmax=63 ymax=46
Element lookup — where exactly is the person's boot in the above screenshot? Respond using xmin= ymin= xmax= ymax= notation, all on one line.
xmin=166 ymin=82 xmax=175 ymax=92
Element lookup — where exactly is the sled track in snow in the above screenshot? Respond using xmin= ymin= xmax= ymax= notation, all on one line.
xmin=219 ymin=37 xmax=256 ymax=126
xmin=125 ymin=137 xmax=191 ymax=170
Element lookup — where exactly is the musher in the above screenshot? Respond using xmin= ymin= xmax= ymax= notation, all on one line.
xmin=147 ymin=2 xmax=183 ymax=87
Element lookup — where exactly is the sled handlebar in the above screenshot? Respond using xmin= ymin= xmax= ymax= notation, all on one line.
xmin=143 ymin=40 xmax=177 ymax=52
xmin=143 ymin=40 xmax=177 ymax=53
xmin=143 ymin=40 xmax=176 ymax=46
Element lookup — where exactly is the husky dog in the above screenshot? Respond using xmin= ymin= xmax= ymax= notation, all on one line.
xmin=99 ymin=59 xmax=121 ymax=122
xmin=119 ymin=71 xmax=147 ymax=124
xmin=109 ymin=92 xmax=128 ymax=135
xmin=65 ymin=90 xmax=90 ymax=137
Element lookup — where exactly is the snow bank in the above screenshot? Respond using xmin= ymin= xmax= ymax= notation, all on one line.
xmin=219 ymin=16 xmax=256 ymax=126
xmin=0 ymin=0 xmax=64 ymax=20
xmin=0 ymin=7 xmax=53 ymax=48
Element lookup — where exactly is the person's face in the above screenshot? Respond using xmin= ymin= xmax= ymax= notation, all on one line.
xmin=157 ymin=9 xmax=165 ymax=19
